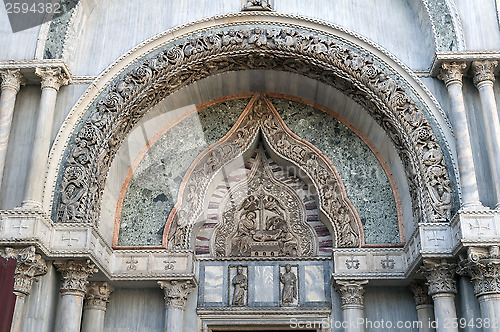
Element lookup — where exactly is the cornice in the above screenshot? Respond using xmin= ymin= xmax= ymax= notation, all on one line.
xmin=0 ymin=59 xmax=72 ymax=84
xmin=429 ymin=51 xmax=500 ymax=77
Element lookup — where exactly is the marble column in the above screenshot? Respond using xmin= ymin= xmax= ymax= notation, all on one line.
xmin=437 ymin=62 xmax=482 ymax=209
xmin=334 ymin=280 xmax=368 ymax=332
xmin=458 ymin=246 xmax=500 ymax=323
xmin=81 ymin=282 xmax=113 ymax=332
xmin=409 ymin=281 xmax=436 ymax=332
xmin=22 ymin=67 xmax=69 ymax=209
xmin=471 ymin=60 xmax=500 ymax=209
xmin=420 ymin=259 xmax=458 ymax=332
xmin=158 ymin=279 xmax=196 ymax=332
xmin=0 ymin=69 xmax=23 ymax=187
xmin=0 ymin=246 xmax=47 ymax=332
xmin=54 ymin=260 xmax=97 ymax=332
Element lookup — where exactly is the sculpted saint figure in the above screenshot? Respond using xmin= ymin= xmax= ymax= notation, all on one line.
xmin=279 ymin=264 xmax=297 ymax=305
xmin=231 ymin=211 xmax=257 ymax=256
xmin=232 ymin=266 xmax=247 ymax=306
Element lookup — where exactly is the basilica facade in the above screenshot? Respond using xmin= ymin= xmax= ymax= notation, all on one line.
xmin=0 ymin=1 xmax=500 ymax=331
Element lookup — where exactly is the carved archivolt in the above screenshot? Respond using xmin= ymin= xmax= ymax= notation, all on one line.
xmin=55 ymin=25 xmax=454 ymax=232
xmin=166 ymin=95 xmax=362 ymax=249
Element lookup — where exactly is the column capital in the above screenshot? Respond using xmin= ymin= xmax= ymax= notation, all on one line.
xmin=85 ymin=282 xmax=114 ymax=311
xmin=158 ymin=279 xmax=196 ymax=309
xmin=0 ymin=69 xmax=24 ymax=93
xmin=0 ymin=246 xmax=47 ymax=296
xmin=471 ymin=60 xmax=497 ymax=87
xmin=409 ymin=280 xmax=433 ymax=306
xmin=54 ymin=260 xmax=98 ymax=295
xmin=333 ymin=280 xmax=368 ymax=309
xmin=458 ymin=246 xmax=500 ymax=298
xmin=420 ymin=259 xmax=457 ymax=296
xmin=35 ymin=67 xmax=69 ymax=91
xmin=437 ymin=61 xmax=467 ymax=88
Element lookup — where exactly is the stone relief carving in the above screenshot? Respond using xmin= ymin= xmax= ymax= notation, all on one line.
xmin=242 ymin=0 xmax=273 ymax=11
xmin=56 ymin=25 xmax=454 ymax=235
xmin=213 ymin=146 xmax=316 ymax=257
xmin=54 ymin=260 xmax=98 ymax=294
xmin=85 ymin=282 xmax=114 ymax=310
xmin=458 ymin=246 xmax=500 ymax=297
xmin=409 ymin=280 xmax=433 ymax=306
xmin=280 ymin=264 xmax=298 ymax=306
xmin=334 ymin=280 xmax=368 ymax=308
xmin=230 ymin=265 xmax=248 ymax=306
xmin=471 ymin=60 xmax=498 ymax=86
xmin=170 ymin=95 xmax=361 ymax=249
xmin=0 ymin=69 xmax=24 ymax=92
xmin=1 ymin=246 xmax=47 ymax=296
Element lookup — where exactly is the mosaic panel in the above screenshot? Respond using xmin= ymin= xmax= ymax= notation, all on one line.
xmin=271 ymin=98 xmax=399 ymax=244
xmin=117 ymin=99 xmax=248 ymax=245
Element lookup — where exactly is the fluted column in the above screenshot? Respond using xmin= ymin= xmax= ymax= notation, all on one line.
xmin=458 ymin=246 xmax=500 ymax=323
xmin=158 ymin=279 xmax=196 ymax=332
xmin=0 ymin=69 xmax=23 ymax=187
xmin=409 ymin=281 xmax=436 ymax=332
xmin=0 ymin=246 xmax=47 ymax=332
xmin=471 ymin=60 xmax=500 ymax=209
xmin=22 ymin=67 xmax=69 ymax=209
xmin=420 ymin=259 xmax=458 ymax=332
xmin=438 ymin=62 xmax=482 ymax=209
xmin=81 ymin=282 xmax=113 ymax=332
xmin=54 ymin=260 xmax=97 ymax=332
xmin=334 ymin=280 xmax=368 ymax=332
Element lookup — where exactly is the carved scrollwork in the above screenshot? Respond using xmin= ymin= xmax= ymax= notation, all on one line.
xmin=419 ymin=259 xmax=457 ymax=296
xmin=1 ymin=246 xmax=47 ymax=296
xmin=158 ymin=279 xmax=196 ymax=309
xmin=334 ymin=280 xmax=368 ymax=308
xmin=56 ymin=25 xmax=453 ymax=235
xmin=85 ymin=282 xmax=114 ymax=310
xmin=458 ymin=246 xmax=500 ymax=297
xmin=168 ymin=95 xmax=362 ymax=249
xmin=54 ymin=260 xmax=98 ymax=294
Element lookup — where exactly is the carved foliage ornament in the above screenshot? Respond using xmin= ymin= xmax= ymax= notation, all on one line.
xmin=158 ymin=279 xmax=196 ymax=308
xmin=419 ymin=259 xmax=457 ymax=296
xmin=458 ymin=246 xmax=500 ymax=297
xmin=408 ymin=280 xmax=433 ymax=306
xmin=471 ymin=60 xmax=498 ymax=86
xmin=334 ymin=280 xmax=368 ymax=308
xmin=213 ymin=146 xmax=316 ymax=257
xmin=0 ymin=69 xmax=24 ymax=92
xmin=54 ymin=260 xmax=98 ymax=294
xmin=1 ymin=246 xmax=47 ymax=296
xmin=56 ymin=26 xmax=453 ymax=231
xmin=85 ymin=282 xmax=114 ymax=310
xmin=168 ymin=96 xmax=362 ymax=249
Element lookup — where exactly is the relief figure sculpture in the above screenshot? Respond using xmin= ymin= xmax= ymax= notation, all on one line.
xmin=280 ymin=264 xmax=297 ymax=305
xmin=231 ymin=210 xmax=257 ymax=256
xmin=231 ymin=266 xmax=247 ymax=306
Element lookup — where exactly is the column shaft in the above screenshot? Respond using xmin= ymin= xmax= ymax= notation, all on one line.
xmin=10 ymin=294 xmax=26 ymax=332
xmin=165 ymin=306 xmax=184 ymax=332
xmin=432 ymin=294 xmax=458 ymax=332
xmin=158 ymin=279 xmax=196 ymax=332
xmin=57 ymin=292 xmax=85 ymax=332
xmin=54 ymin=260 xmax=97 ymax=332
xmin=81 ymin=282 xmax=113 ymax=332
xmin=81 ymin=308 xmax=105 ymax=332
xmin=478 ymin=294 xmax=500 ymax=323
xmin=333 ymin=280 xmax=368 ymax=332
xmin=472 ymin=60 xmax=500 ymax=209
xmin=23 ymin=67 xmax=68 ymax=208
xmin=438 ymin=62 xmax=481 ymax=208
xmin=0 ymin=69 xmax=23 ymax=187
xmin=416 ymin=304 xmax=436 ymax=332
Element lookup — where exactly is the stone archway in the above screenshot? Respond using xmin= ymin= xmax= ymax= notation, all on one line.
xmin=53 ymin=23 xmax=455 ymax=236
xmin=165 ymin=94 xmax=363 ymax=249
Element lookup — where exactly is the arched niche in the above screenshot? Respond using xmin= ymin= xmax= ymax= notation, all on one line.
xmin=50 ymin=22 xmax=458 ymax=244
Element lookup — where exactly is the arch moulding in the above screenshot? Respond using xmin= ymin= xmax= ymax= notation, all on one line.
xmin=45 ymin=14 xmax=459 ymax=243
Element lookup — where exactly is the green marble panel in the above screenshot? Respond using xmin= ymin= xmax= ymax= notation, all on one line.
xmin=271 ymin=98 xmax=399 ymax=244
xmin=117 ymin=99 xmax=248 ymax=246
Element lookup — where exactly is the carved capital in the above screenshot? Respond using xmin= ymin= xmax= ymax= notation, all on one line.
xmin=420 ymin=259 xmax=457 ymax=296
xmin=0 ymin=69 xmax=24 ymax=92
xmin=409 ymin=280 xmax=433 ymax=306
xmin=158 ymin=279 xmax=196 ymax=309
xmin=471 ymin=60 xmax=497 ymax=86
xmin=35 ymin=67 xmax=69 ymax=91
xmin=334 ymin=280 xmax=368 ymax=309
xmin=242 ymin=0 xmax=273 ymax=11
xmin=437 ymin=62 xmax=466 ymax=87
xmin=1 ymin=246 xmax=47 ymax=296
xmin=458 ymin=246 xmax=500 ymax=298
xmin=85 ymin=282 xmax=114 ymax=310
xmin=54 ymin=260 xmax=97 ymax=295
